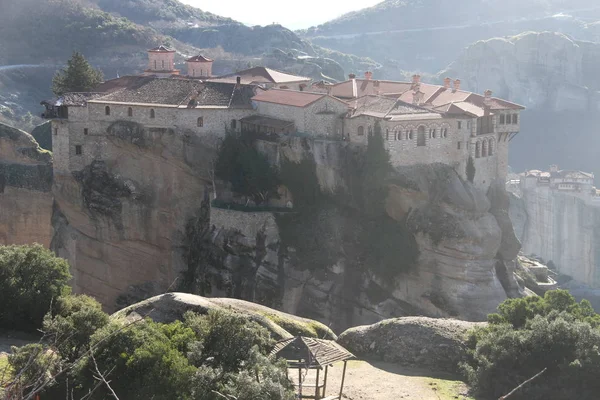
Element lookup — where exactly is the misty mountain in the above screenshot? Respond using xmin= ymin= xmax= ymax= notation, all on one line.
xmin=301 ymin=0 xmax=600 ymax=72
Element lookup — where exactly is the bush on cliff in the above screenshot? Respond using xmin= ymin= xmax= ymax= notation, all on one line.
xmin=462 ymin=290 xmax=600 ymax=400
xmin=0 ymin=244 xmax=71 ymax=331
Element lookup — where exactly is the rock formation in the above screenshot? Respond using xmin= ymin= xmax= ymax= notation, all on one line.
xmin=113 ymin=292 xmax=336 ymax=340
xmin=441 ymin=32 xmax=600 ymax=111
xmin=338 ymin=316 xmax=485 ymax=374
xmin=509 ymin=186 xmax=600 ymax=287
xmin=0 ymin=123 xmax=53 ymax=247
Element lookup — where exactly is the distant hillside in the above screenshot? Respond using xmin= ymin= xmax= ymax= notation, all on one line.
xmin=301 ymin=0 xmax=600 ymax=72
xmin=91 ymin=0 xmax=234 ymax=28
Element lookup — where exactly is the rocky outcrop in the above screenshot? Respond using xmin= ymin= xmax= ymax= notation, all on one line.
xmin=112 ymin=292 xmax=336 ymax=340
xmin=509 ymin=185 xmax=600 ymax=287
xmin=48 ymin=129 xmax=521 ymax=331
xmin=0 ymin=123 xmax=53 ymax=246
xmin=338 ymin=317 xmax=485 ymax=374
xmin=441 ymin=32 xmax=600 ymax=111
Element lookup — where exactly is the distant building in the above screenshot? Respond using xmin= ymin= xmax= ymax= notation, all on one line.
xmin=520 ymin=165 xmax=599 ymax=204
xmin=42 ymin=46 xmax=525 ymax=190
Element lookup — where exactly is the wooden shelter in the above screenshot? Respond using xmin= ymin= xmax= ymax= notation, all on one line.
xmin=271 ymin=336 xmax=355 ymax=400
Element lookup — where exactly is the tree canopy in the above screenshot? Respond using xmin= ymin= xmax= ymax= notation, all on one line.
xmin=52 ymin=51 xmax=103 ymax=96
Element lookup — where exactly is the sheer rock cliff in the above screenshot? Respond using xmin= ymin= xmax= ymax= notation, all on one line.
xmin=0 ymin=123 xmax=53 ymax=247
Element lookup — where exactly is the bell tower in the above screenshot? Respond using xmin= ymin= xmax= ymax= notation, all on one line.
xmin=186 ymin=55 xmax=214 ymax=78
xmin=144 ymin=45 xmax=179 ymax=77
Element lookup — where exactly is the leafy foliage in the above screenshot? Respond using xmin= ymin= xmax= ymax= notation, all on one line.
xmin=0 ymin=244 xmax=71 ymax=331
xmin=52 ymin=51 xmax=104 ymax=96
xmin=8 ymin=344 xmax=60 ymax=392
xmin=463 ymin=290 xmax=600 ymax=400
xmin=215 ymin=132 xmax=280 ymax=205
xmin=43 ymin=295 xmax=110 ymax=362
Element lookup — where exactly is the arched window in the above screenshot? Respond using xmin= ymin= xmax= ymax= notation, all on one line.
xmin=408 ymin=130 xmax=414 ymax=140
xmin=432 ymin=128 xmax=437 ymax=139
xmin=417 ymin=126 xmax=426 ymax=146
xmin=154 ymin=60 xmax=157 ymax=70
xmin=231 ymin=119 xmax=237 ymax=130
xmin=482 ymin=140 xmax=488 ymax=157
xmin=150 ymin=109 xmax=155 ymax=119
xmin=488 ymin=139 xmax=494 ymax=156
xmin=105 ymin=106 xmax=110 ymax=116
xmin=162 ymin=60 xmax=165 ymax=69
xmin=476 ymin=141 xmax=481 ymax=158
xmin=128 ymin=107 xmax=133 ymax=117
xmin=357 ymin=126 xmax=364 ymax=136
xmin=499 ymin=114 xmax=505 ymax=124
xmin=385 ymin=129 xmax=389 ymax=140
xmin=442 ymin=128 xmax=448 ymax=138
xmin=197 ymin=117 xmax=204 ymax=127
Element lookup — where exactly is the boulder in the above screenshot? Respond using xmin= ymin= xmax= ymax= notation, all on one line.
xmin=337 ymin=317 xmax=485 ymax=374
xmin=112 ymin=292 xmax=337 ymax=341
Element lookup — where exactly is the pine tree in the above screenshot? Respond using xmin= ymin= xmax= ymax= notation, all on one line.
xmin=52 ymin=51 xmax=103 ymax=96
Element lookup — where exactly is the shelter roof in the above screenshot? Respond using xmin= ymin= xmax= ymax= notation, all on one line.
xmin=240 ymin=115 xmax=294 ymax=129
xmin=271 ymin=337 xmax=354 ymax=369
xmin=91 ymin=77 xmax=256 ymax=108
xmin=41 ymin=92 xmax=105 ymax=107
xmin=348 ymin=95 xmax=430 ymax=119
xmin=209 ymin=67 xmax=310 ymax=85
xmin=553 ymin=170 xmax=594 ymax=180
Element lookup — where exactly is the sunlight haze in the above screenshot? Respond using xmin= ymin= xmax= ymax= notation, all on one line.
xmin=179 ymin=0 xmax=383 ymax=29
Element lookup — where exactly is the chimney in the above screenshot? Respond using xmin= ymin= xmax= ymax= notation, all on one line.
xmin=550 ymin=165 xmax=559 ymax=173
xmin=483 ymin=89 xmax=492 ymax=116
xmin=412 ymin=90 xmax=424 ymax=105
xmin=364 ymin=71 xmax=373 ymax=80
xmin=444 ymin=77 xmax=451 ymax=89
xmin=236 ymin=76 xmax=241 ymax=85
xmin=453 ymin=79 xmax=461 ymax=91
xmin=374 ymin=80 xmax=380 ymax=94
xmin=349 ymin=73 xmax=356 ymax=80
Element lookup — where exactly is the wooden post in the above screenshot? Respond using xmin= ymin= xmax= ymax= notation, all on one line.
xmin=322 ymin=365 xmax=328 ymax=397
xmin=298 ymin=360 xmax=303 ymax=399
xmin=339 ymin=360 xmax=348 ymax=399
xmin=315 ymin=367 xmax=320 ymax=399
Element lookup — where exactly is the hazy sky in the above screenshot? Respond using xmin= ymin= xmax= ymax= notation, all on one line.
xmin=179 ymin=0 xmax=382 ymax=30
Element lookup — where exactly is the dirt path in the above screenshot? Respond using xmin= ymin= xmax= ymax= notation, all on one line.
xmin=299 ymin=360 xmax=473 ymax=400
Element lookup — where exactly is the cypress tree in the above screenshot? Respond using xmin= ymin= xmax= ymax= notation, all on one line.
xmin=52 ymin=51 xmax=103 ymax=96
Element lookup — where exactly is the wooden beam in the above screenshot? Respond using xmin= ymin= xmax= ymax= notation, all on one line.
xmin=339 ymin=360 xmax=348 ymax=399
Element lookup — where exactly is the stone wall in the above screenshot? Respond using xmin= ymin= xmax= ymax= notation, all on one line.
xmin=210 ymin=207 xmax=278 ymax=239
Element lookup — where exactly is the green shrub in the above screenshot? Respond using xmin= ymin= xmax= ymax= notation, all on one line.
xmin=0 ymin=244 xmax=71 ymax=331
xmin=463 ymin=290 xmax=600 ymax=400
xmin=43 ymin=294 xmax=110 ymax=362
xmin=7 ymin=344 xmax=60 ymax=394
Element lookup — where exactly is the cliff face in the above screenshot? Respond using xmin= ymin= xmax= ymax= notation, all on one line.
xmin=510 ymin=187 xmax=600 ymax=287
xmin=47 ymin=124 xmax=520 ymax=330
xmin=441 ymin=32 xmax=600 ymax=111
xmin=0 ymin=123 xmax=53 ymax=246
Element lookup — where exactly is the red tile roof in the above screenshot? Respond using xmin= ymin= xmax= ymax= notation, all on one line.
xmin=148 ymin=45 xmax=175 ymax=53
xmin=252 ymin=89 xmax=328 ymax=108
xmin=187 ymin=55 xmax=213 ymax=62
xmin=210 ymin=67 xmax=310 ymax=85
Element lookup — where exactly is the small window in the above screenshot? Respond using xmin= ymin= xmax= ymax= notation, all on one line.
xmin=499 ymin=114 xmax=505 ymax=124
xmin=54 ymin=128 xmax=58 ymax=136
xmin=75 ymin=145 xmax=82 ymax=155
xmin=458 ymin=121 xmax=462 ymax=129
xmin=105 ymin=106 xmax=111 ymax=116
xmin=457 ymin=142 xmax=461 ymax=150
xmin=417 ymin=126 xmax=426 ymax=146
xmin=512 ymin=114 xmax=518 ymax=124
xmin=385 ymin=129 xmax=389 ymax=140
xmin=154 ymin=60 xmax=157 ymax=70
xmin=84 ymin=128 xmax=88 ymax=135
xmin=231 ymin=119 xmax=237 ymax=130
xmin=408 ymin=130 xmax=414 ymax=140
xmin=197 ymin=117 xmax=204 ymax=127
xmin=162 ymin=60 xmax=165 ymax=69
xmin=357 ymin=126 xmax=364 ymax=136
xmin=128 ymin=107 xmax=133 ymax=117
xmin=150 ymin=109 xmax=155 ymax=119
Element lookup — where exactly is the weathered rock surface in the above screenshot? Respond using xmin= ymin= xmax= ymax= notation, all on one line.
xmin=442 ymin=32 xmax=600 ymax=111
xmin=113 ymin=292 xmax=336 ymax=340
xmin=509 ymin=185 xmax=600 ymax=287
xmin=338 ymin=317 xmax=485 ymax=374
xmin=0 ymin=123 xmax=53 ymax=246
